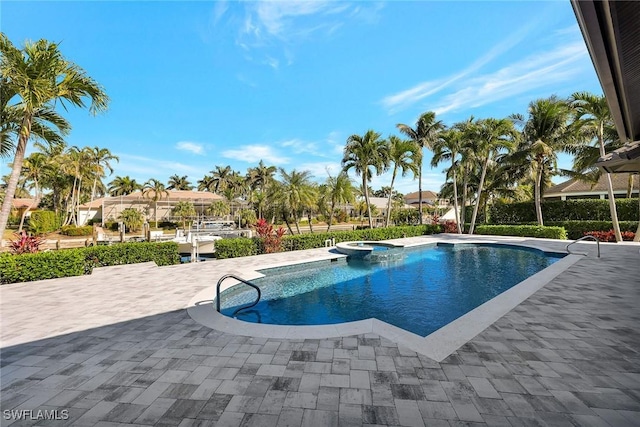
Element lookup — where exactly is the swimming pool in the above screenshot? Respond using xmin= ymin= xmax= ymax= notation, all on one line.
xmin=218 ymin=243 xmax=563 ymax=337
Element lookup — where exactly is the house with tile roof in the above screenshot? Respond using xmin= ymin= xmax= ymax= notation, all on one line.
xmin=544 ymin=173 xmax=638 ymax=200
xmin=78 ymin=190 xmax=226 ymax=226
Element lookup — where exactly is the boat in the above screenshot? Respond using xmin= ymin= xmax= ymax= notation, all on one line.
xmin=172 ymin=230 xmax=222 ymax=256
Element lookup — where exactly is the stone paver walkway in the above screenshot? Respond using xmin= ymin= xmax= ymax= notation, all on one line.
xmin=1 ymin=235 xmax=639 ymax=426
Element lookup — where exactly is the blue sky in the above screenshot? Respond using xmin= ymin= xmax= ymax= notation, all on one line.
xmin=2 ymin=1 xmax=603 ymax=195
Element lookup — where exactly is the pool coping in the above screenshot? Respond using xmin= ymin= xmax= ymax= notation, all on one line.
xmin=187 ymin=238 xmax=583 ymax=362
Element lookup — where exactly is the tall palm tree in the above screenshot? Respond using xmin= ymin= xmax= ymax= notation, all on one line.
xmin=17 ymin=152 xmax=48 ymax=231
xmin=510 ymin=96 xmax=572 ymax=226
xmin=342 ymin=130 xmax=390 ymax=229
xmin=167 ymin=175 xmax=193 ymax=191
xmin=0 ymin=34 xmax=109 ymax=238
xmin=108 ymin=176 xmax=141 ymax=196
xmin=432 ymin=129 xmax=463 ymax=233
xmin=142 ymin=179 xmax=170 ymax=227
xmin=569 ymin=92 xmax=623 ymax=242
xmin=468 ymin=118 xmax=517 ymax=234
xmin=84 ymin=146 xmax=118 ymax=225
xmin=279 ymin=169 xmax=316 ymax=234
xmin=324 ymin=171 xmax=355 ymax=231
xmin=211 ymin=165 xmax=233 ymax=194
xmin=397 ymin=112 xmax=445 ymax=224
xmin=197 ymin=175 xmax=215 ymax=192
xmin=385 ymin=136 xmax=421 ymax=227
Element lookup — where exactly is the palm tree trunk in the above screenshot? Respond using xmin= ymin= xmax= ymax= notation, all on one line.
xmin=597 ymin=125 xmax=622 ymax=242
xmin=294 ymin=213 xmax=301 ymax=234
xmin=452 ymin=160 xmax=462 ymax=234
xmin=84 ymin=177 xmax=98 ymax=226
xmin=385 ymin=167 xmax=398 ymax=228
xmin=461 ymin=170 xmax=469 ymax=233
xmin=74 ymin=176 xmax=82 ymax=226
xmin=0 ymin=117 xmax=32 ymax=242
xmin=627 ymin=174 xmax=634 ymax=199
xmin=534 ymin=162 xmax=544 ymax=226
xmin=155 ymin=201 xmax=159 ymax=228
xmin=418 ymin=165 xmax=423 ymax=225
xmin=327 ymin=201 xmax=335 ymax=232
xmin=469 ymin=157 xmax=489 ymax=235
xmin=364 ymin=176 xmax=373 ymax=228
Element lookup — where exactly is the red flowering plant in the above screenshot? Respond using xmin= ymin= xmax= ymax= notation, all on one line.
xmin=254 ymin=218 xmax=286 ymax=253
xmin=584 ymin=230 xmax=635 ymax=242
xmin=9 ymin=230 xmax=44 ymax=255
xmin=442 ymin=220 xmax=458 ymax=233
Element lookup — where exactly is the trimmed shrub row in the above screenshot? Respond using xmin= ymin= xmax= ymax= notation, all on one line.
xmin=545 ymin=220 xmax=638 ymax=240
xmin=214 ymin=224 xmax=443 ymax=260
xmin=0 ymin=242 xmax=180 ymax=284
xmin=475 ymin=225 xmax=568 ymax=240
xmin=490 ymin=199 xmax=639 ymax=224
xmin=61 ymin=225 xmax=94 ymax=236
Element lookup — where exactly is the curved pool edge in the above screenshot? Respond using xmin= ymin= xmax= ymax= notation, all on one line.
xmin=187 ymin=239 xmax=583 ymax=362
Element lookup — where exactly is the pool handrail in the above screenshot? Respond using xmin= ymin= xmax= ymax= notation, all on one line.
xmin=566 ymin=235 xmax=600 ymax=258
xmin=216 ymin=274 xmax=262 ymax=317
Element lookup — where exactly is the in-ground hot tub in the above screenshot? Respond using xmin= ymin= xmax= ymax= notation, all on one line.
xmin=335 ymin=241 xmax=404 ymax=258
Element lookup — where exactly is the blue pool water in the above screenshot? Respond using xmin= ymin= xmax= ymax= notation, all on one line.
xmin=219 ymin=243 xmax=563 ymax=337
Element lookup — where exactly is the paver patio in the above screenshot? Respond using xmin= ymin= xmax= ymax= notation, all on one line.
xmin=1 ymin=235 xmax=639 ymax=426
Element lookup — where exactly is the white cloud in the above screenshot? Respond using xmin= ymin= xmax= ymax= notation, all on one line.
xmin=175 ymin=141 xmax=205 ymax=155
xmin=222 ymin=144 xmax=289 ymax=165
xmin=432 ymin=41 xmax=588 ymax=116
xmin=380 ymin=18 xmax=548 ymax=114
xmin=296 ymin=161 xmax=343 ymax=181
xmin=279 ymin=132 xmax=345 ymax=158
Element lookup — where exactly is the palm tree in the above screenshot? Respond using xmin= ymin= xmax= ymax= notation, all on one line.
xmin=108 ymin=176 xmax=141 ymax=196
xmin=247 ymin=160 xmax=277 ymax=218
xmin=0 ymin=34 xmax=108 ymax=238
xmin=211 ymin=165 xmax=233 ymax=194
xmin=324 ymin=171 xmax=355 ymax=231
xmin=397 ymin=112 xmax=445 ymax=224
xmin=510 ymin=96 xmax=572 ymax=226
xmin=342 ymin=130 xmax=390 ymax=228
xmin=468 ymin=118 xmax=517 ymax=234
xmin=197 ymin=175 xmax=215 ymax=192
xmin=385 ymin=136 xmax=420 ymax=227
xmin=569 ymin=92 xmax=623 ymax=242
xmin=279 ymin=169 xmax=316 ymax=234
xmin=84 ymin=147 xmax=118 ymax=225
xmin=432 ymin=129 xmax=464 ymax=233
xmin=17 ymin=153 xmax=48 ymax=231
xmin=167 ymin=175 xmax=193 ymax=191
xmin=142 ymin=179 xmax=170 ymax=228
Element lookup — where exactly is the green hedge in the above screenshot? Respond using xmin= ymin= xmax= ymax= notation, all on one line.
xmin=214 ymin=224 xmax=443 ymax=259
xmin=61 ymin=225 xmax=93 ymax=236
xmin=0 ymin=250 xmax=85 ymax=284
xmin=214 ymin=238 xmax=259 ymax=259
xmin=546 ymin=221 xmax=638 ymax=240
xmin=29 ymin=210 xmax=62 ymax=235
xmin=490 ymin=199 xmax=639 ymax=224
xmin=1 ymin=242 xmax=180 ymax=284
xmin=475 ymin=225 xmax=567 ymax=240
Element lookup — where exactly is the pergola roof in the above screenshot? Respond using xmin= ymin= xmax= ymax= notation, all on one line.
xmin=572 ymin=0 xmax=640 ymax=173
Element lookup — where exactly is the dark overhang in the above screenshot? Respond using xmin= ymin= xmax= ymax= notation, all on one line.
xmin=572 ymin=0 xmax=640 ymax=173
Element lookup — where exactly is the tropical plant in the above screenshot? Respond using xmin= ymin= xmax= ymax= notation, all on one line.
xmin=510 ymin=96 xmax=572 ymax=227
xmin=172 ymin=201 xmax=196 ymax=229
xmin=118 ymin=208 xmax=144 ymax=232
xmin=207 ymin=200 xmax=230 ymax=218
xmin=279 ymin=169 xmax=316 ymax=234
xmin=467 ymin=118 xmax=517 ymax=234
xmin=432 ymin=129 xmax=463 ymax=233
xmin=324 ymin=171 xmax=355 ymax=231
xmin=397 ymin=111 xmax=445 ymax=224
xmin=108 ymin=175 xmax=141 ymax=196
xmin=17 ymin=152 xmax=48 ymax=231
xmin=84 ymin=147 xmax=118 ymax=224
xmin=9 ymin=230 xmax=44 ymax=254
xmin=167 ymin=174 xmax=193 ymax=191
xmin=210 ymin=165 xmax=233 ymax=194
xmin=0 ymin=34 xmax=109 ymax=239
xmin=254 ymin=218 xmax=287 ymax=253
xmin=569 ymin=92 xmax=624 ymax=242
xmin=142 ymin=179 xmax=170 ymax=227
xmin=342 ymin=130 xmax=390 ymax=228
xmin=385 ymin=136 xmax=420 ymax=227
